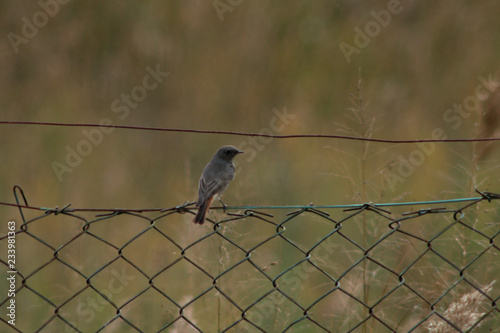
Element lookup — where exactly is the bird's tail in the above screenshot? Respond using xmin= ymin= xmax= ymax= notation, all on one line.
xmin=193 ymin=197 xmax=213 ymax=224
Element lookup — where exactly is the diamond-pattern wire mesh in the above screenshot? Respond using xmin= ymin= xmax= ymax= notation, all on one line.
xmin=1 ymin=191 xmax=499 ymax=333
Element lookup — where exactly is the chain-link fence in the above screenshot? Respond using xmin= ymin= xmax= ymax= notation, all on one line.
xmin=1 ymin=188 xmax=499 ymax=333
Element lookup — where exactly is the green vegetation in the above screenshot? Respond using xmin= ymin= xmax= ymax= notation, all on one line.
xmin=1 ymin=1 xmax=499 ymax=332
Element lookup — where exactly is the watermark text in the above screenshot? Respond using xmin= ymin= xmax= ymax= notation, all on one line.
xmin=6 ymin=221 xmax=17 ymax=326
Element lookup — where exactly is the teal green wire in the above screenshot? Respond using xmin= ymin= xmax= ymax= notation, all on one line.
xmin=225 ymin=196 xmax=484 ymax=210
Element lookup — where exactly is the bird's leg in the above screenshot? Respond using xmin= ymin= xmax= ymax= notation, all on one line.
xmin=219 ymin=198 xmax=228 ymax=212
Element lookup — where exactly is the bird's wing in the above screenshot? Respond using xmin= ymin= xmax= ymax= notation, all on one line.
xmin=198 ymin=166 xmax=234 ymax=203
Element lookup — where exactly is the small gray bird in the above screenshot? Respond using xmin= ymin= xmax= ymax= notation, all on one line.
xmin=193 ymin=145 xmax=244 ymax=224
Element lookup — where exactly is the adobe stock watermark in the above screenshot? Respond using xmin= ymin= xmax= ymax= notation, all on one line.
xmin=51 ymin=64 xmax=169 ymax=182
xmin=240 ymin=235 xmax=338 ymax=332
xmin=7 ymin=0 xmax=71 ymax=54
xmin=63 ymin=267 xmax=136 ymax=332
xmin=339 ymin=0 xmax=409 ymax=64
xmin=213 ymin=0 xmax=244 ymax=21
xmin=5 ymin=221 xmax=17 ymax=327
xmin=235 ymin=106 xmax=296 ymax=169
xmin=384 ymin=74 xmax=500 ymax=191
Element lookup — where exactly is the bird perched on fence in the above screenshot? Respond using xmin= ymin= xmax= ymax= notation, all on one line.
xmin=193 ymin=145 xmax=244 ymax=224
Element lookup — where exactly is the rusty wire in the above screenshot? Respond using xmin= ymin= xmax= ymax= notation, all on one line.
xmin=2 ymin=120 xmax=500 ymax=144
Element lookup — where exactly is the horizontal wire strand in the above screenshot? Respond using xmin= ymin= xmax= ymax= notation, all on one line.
xmin=2 ymin=120 xmax=500 ymax=144
xmin=0 ymin=196 xmax=494 ymax=213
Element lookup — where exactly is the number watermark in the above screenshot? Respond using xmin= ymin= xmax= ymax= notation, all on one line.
xmin=6 ymin=220 xmax=16 ymax=326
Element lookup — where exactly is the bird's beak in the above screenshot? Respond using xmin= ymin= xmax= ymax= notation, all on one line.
xmin=237 ymin=149 xmax=244 ymax=154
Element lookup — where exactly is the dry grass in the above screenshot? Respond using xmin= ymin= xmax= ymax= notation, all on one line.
xmin=2 ymin=1 xmax=500 ymax=332
xmin=427 ymin=281 xmax=495 ymax=333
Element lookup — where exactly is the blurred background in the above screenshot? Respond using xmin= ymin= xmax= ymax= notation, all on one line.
xmin=1 ymin=0 xmax=500 ymax=210
xmin=1 ymin=0 xmax=500 ymax=332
